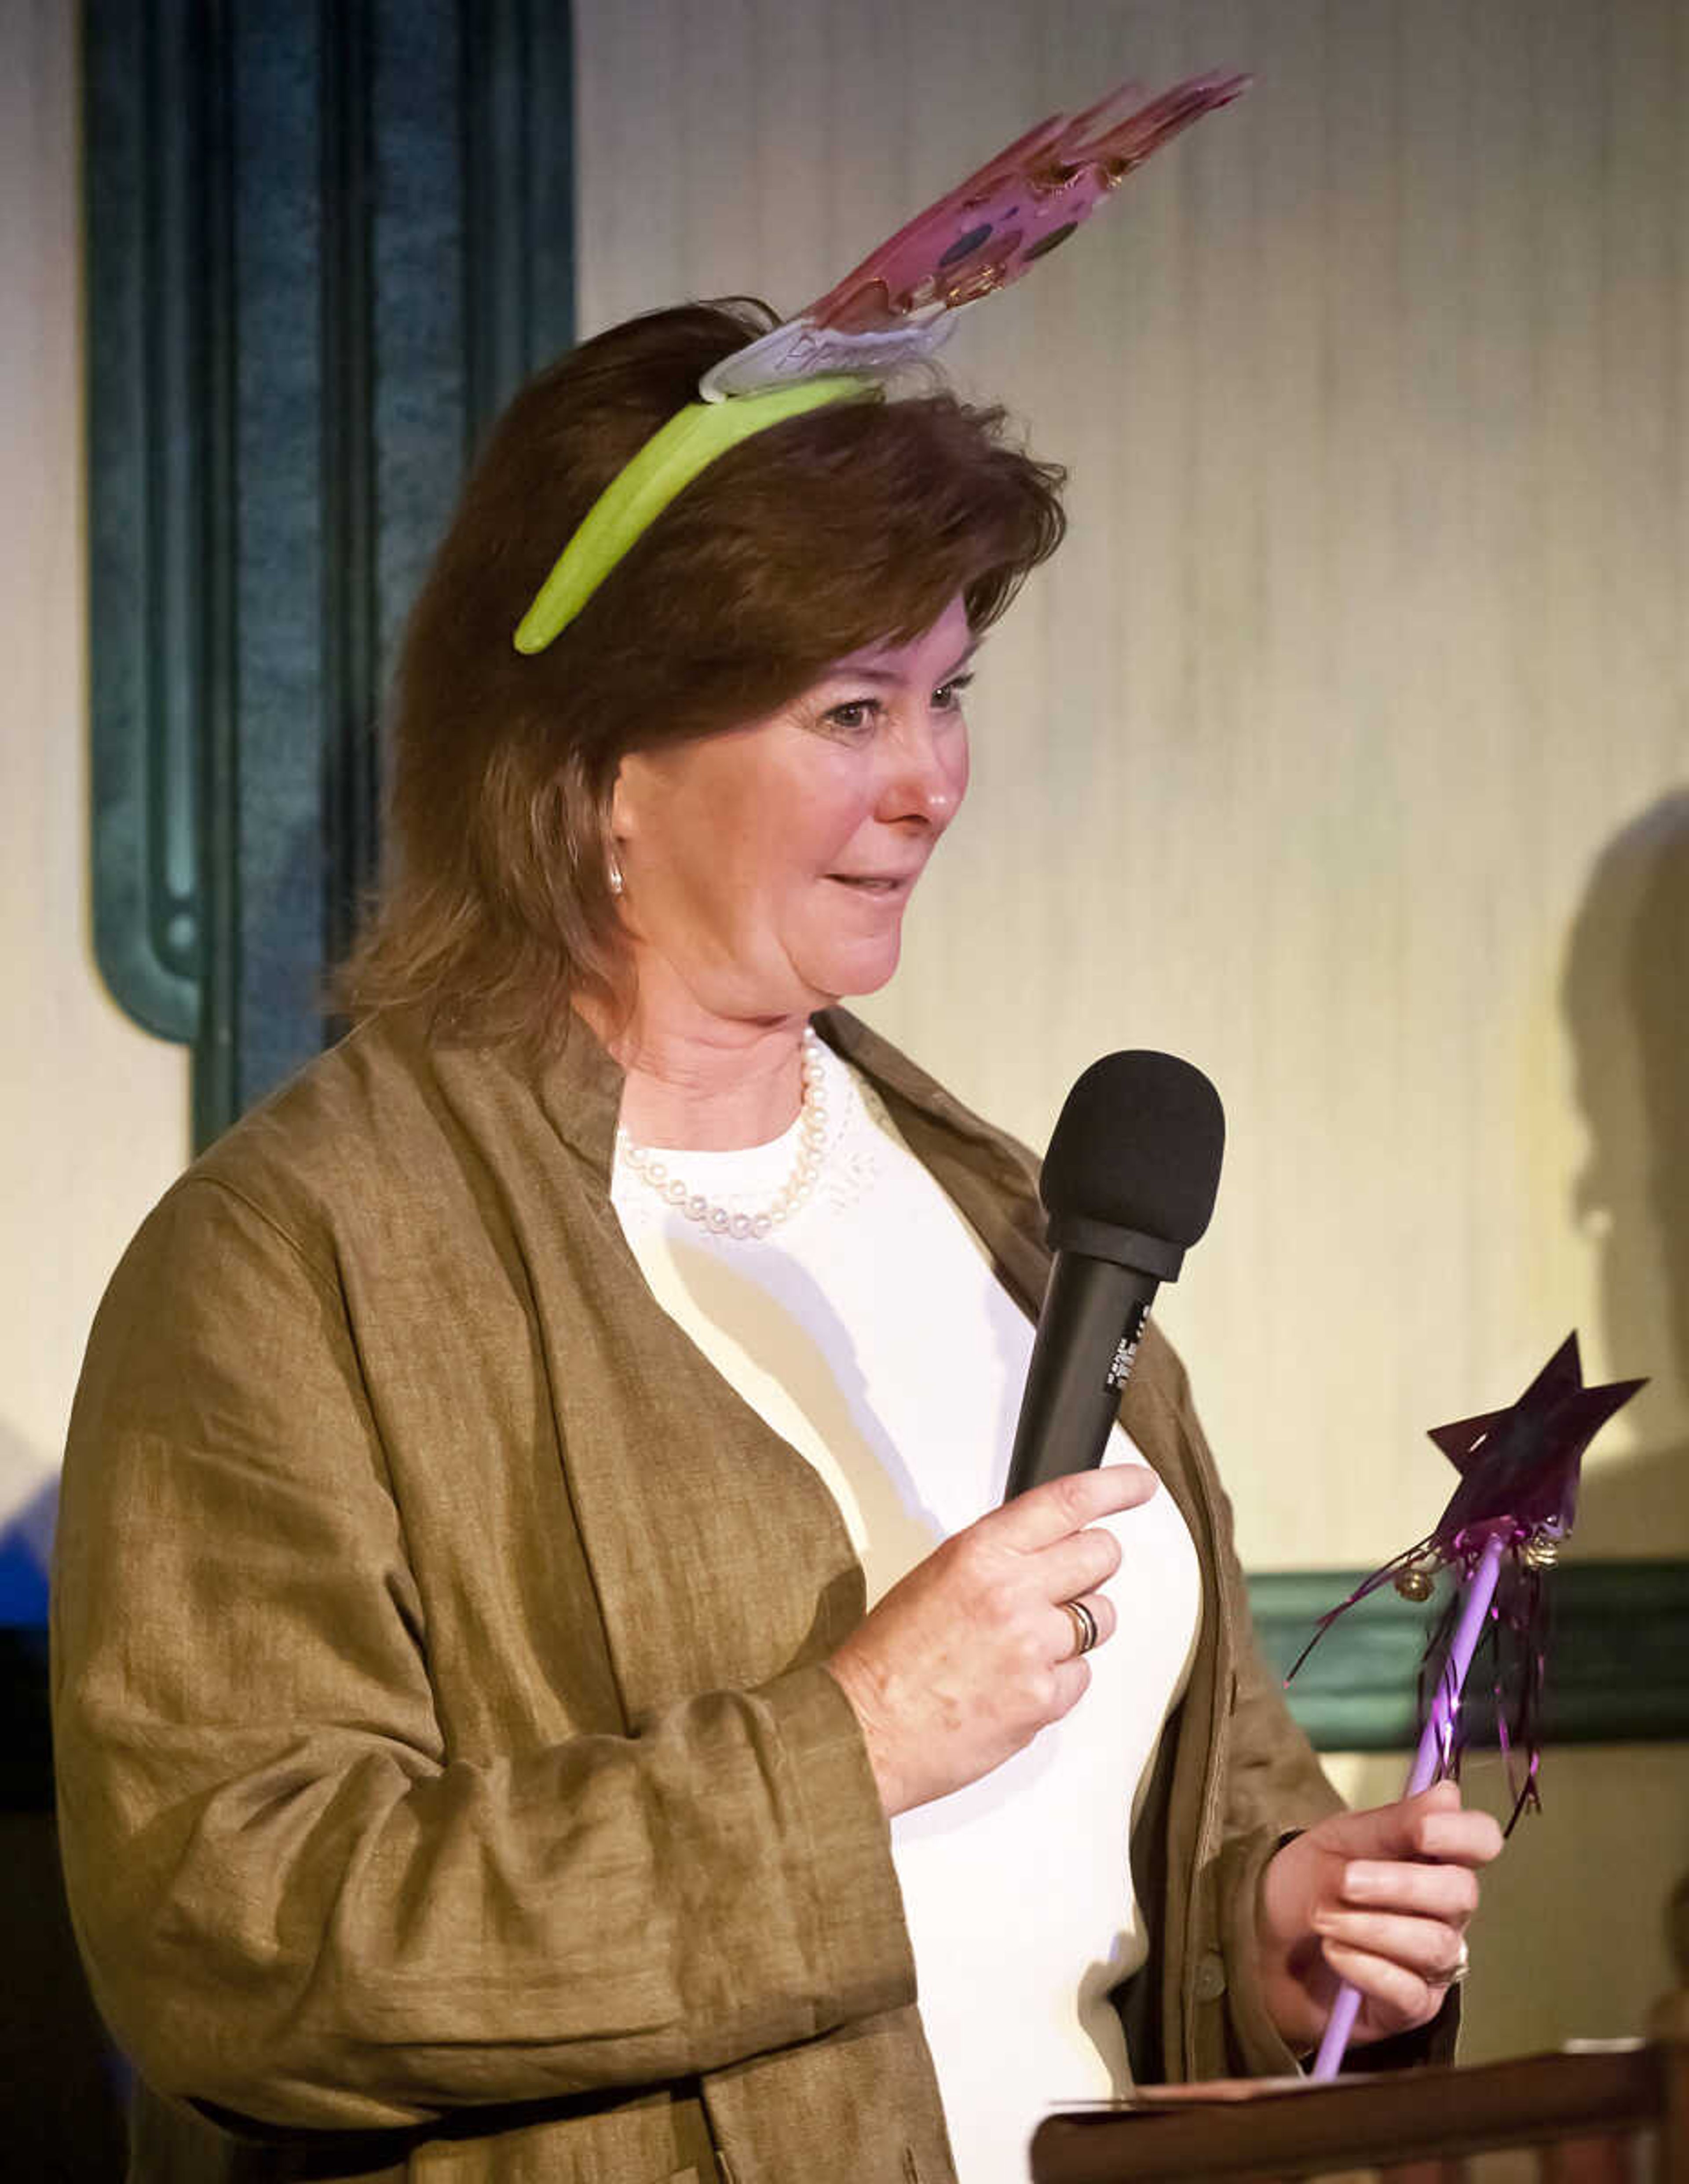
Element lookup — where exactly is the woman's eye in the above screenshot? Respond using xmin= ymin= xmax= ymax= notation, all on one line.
xmin=823 ymin=698 xmax=880 ymax=735
xmin=816 ymin=673 xmax=972 ymax=736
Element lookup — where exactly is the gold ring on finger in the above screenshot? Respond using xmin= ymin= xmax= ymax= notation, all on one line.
xmin=1061 ymin=1598 xmax=1100 ymax=1659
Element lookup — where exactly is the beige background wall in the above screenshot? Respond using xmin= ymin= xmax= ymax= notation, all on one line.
xmin=1 ymin=3 xmax=189 ymax=1586
xmin=576 ymin=0 xmax=1687 ymax=2054
xmin=578 ymin=0 xmax=1689 ymax=1571
xmin=3 ymin=0 xmax=1682 ymax=2096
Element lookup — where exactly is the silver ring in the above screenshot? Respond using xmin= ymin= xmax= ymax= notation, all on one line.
xmin=1432 ymin=1940 xmax=1470 ymax=1990
xmin=1061 ymin=1598 xmax=1100 ymax=1659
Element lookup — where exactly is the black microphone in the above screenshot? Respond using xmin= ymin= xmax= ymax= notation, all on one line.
xmin=1004 ymin=1052 xmax=1224 ymax=1501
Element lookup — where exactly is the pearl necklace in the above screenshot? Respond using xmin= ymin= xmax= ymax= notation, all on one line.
xmin=616 ymin=1029 xmax=830 ymax=1242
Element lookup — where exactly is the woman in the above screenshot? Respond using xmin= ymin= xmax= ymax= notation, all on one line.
xmin=54 ymin=300 xmax=1499 ymax=2184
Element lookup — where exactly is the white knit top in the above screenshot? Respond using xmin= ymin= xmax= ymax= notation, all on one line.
xmin=611 ymin=1039 xmax=1202 ymax=2184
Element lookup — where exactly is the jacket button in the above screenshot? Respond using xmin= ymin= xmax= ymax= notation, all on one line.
xmin=1193 ymin=1950 xmax=1227 ymax=2002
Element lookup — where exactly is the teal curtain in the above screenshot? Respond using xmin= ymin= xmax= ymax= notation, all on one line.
xmin=87 ymin=0 xmax=575 ymax=1144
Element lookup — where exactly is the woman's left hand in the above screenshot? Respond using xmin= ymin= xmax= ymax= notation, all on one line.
xmin=1254 ymin=1780 xmax=1505 ymax=2053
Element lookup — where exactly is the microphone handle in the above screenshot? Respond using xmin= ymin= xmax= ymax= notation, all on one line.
xmin=1004 ymin=1252 xmax=1160 ymax=1501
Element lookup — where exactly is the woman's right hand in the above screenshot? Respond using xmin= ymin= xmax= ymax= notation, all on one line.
xmin=825 ymin=1465 xmax=1158 ymax=1817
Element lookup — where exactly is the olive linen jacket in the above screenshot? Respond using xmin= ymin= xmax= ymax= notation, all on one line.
xmin=54 ymin=1005 xmax=1346 ymax=2184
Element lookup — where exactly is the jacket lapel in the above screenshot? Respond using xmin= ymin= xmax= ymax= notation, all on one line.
xmin=431 ymin=1025 xmax=865 ymax=1728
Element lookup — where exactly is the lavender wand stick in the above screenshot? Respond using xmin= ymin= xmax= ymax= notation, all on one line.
xmin=1310 ymin=1529 xmax=1506 ymax=2082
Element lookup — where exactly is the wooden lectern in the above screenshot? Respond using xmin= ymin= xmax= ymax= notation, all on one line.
xmin=1035 ymin=1888 xmax=1689 ymax=2183
xmin=1030 ymin=2038 xmax=1689 ymax=2183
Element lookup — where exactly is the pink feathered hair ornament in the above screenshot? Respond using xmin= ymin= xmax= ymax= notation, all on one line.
xmin=700 ymin=71 xmax=1250 ymax=400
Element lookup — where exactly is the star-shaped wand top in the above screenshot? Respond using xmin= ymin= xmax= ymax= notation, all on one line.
xmin=1425 ymin=1332 xmax=1646 ymax=1556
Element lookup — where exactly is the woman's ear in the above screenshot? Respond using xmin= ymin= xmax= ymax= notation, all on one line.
xmin=607 ymin=756 xmax=638 ymax=844
xmin=603 ymin=768 xmax=632 ymax=898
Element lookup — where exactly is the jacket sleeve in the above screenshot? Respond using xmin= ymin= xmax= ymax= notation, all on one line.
xmin=1193 ymin=1417 xmax=1348 ymax=2078
xmin=51 ymin=1178 xmax=914 ymax=2134
xmin=1211 ymin=1614 xmax=1345 ymax=2074
xmin=1210 ymin=1618 xmax=1459 ymax=2075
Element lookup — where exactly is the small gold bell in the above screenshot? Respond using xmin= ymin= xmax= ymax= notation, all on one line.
xmin=1394 ymin=1564 xmax=1436 ymax=1602
xmin=1521 ymin=1535 xmax=1559 ymax=1570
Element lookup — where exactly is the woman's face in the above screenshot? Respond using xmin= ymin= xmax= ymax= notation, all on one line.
xmin=610 ymin=593 xmax=975 ymax=1026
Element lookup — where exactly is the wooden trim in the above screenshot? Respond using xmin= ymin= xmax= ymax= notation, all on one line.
xmin=1249 ymin=1560 xmax=1689 ymax=1749
xmin=1032 ymin=2042 xmax=1680 ymax=2180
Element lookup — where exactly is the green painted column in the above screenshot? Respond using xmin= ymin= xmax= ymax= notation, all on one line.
xmin=87 ymin=0 xmax=575 ymax=1144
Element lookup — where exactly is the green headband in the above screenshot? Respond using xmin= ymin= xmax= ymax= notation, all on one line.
xmin=512 ymin=374 xmax=875 ymax=654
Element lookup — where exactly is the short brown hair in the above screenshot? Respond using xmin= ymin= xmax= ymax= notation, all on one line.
xmin=340 ymin=298 xmax=1067 ymax=1051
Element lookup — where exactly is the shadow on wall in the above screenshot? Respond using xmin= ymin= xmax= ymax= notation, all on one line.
xmin=1561 ymin=790 xmax=1689 ymax=1552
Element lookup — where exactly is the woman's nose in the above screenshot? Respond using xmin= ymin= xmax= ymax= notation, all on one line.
xmin=877 ymin=719 xmax=967 ymax=826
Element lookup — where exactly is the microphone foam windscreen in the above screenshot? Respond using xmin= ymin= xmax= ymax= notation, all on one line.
xmin=1040 ymin=1051 xmax=1225 ymax=1247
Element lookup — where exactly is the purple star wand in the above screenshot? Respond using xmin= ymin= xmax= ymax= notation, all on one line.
xmin=1292 ymin=1333 xmax=1645 ymax=2079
